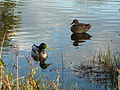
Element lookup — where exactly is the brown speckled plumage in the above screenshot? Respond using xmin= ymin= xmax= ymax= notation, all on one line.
xmin=71 ymin=19 xmax=92 ymax=33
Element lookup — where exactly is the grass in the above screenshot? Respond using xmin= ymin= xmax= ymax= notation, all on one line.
xmin=96 ymin=49 xmax=119 ymax=70
xmin=73 ymin=48 xmax=120 ymax=89
xmin=0 ymin=51 xmax=60 ymax=90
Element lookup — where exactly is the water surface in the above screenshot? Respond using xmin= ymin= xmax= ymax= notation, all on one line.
xmin=1 ymin=0 xmax=120 ymax=89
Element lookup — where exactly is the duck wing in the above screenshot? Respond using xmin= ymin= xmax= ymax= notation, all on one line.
xmin=78 ymin=23 xmax=92 ymax=32
xmin=31 ymin=45 xmax=39 ymax=61
xmin=79 ymin=23 xmax=91 ymax=28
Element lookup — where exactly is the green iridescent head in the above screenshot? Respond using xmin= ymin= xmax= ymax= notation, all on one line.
xmin=39 ymin=43 xmax=52 ymax=49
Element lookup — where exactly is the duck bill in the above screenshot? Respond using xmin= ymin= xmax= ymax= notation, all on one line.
xmin=46 ymin=46 xmax=52 ymax=50
xmin=70 ymin=22 xmax=74 ymax=25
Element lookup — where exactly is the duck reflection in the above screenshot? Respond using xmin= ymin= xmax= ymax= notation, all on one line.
xmin=39 ymin=62 xmax=52 ymax=69
xmin=71 ymin=33 xmax=92 ymax=46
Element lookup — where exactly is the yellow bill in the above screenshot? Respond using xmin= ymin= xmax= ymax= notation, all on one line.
xmin=46 ymin=46 xmax=53 ymax=50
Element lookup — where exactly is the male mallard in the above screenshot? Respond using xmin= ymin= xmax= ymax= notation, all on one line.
xmin=31 ymin=43 xmax=51 ymax=62
xmin=70 ymin=19 xmax=92 ymax=33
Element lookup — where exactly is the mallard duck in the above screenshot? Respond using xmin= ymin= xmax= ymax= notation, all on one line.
xmin=70 ymin=19 xmax=92 ymax=33
xmin=31 ymin=43 xmax=51 ymax=62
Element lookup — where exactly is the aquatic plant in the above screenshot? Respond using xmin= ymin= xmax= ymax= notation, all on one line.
xmin=73 ymin=49 xmax=120 ymax=90
xmin=0 ymin=50 xmax=60 ymax=90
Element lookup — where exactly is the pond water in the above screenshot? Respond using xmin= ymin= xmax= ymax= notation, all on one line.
xmin=0 ymin=0 xmax=120 ymax=89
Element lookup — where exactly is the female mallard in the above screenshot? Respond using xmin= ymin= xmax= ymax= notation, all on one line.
xmin=70 ymin=19 xmax=92 ymax=33
xmin=31 ymin=43 xmax=51 ymax=62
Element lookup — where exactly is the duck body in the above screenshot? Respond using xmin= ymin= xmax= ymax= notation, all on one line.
xmin=31 ymin=43 xmax=48 ymax=62
xmin=71 ymin=19 xmax=92 ymax=33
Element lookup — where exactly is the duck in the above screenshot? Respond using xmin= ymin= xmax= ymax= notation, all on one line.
xmin=70 ymin=19 xmax=92 ymax=33
xmin=31 ymin=43 xmax=51 ymax=62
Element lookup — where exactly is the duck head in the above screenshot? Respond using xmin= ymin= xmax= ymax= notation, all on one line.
xmin=39 ymin=43 xmax=52 ymax=50
xmin=71 ymin=19 xmax=79 ymax=25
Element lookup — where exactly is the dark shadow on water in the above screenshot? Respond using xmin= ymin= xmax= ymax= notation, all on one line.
xmin=39 ymin=62 xmax=52 ymax=69
xmin=71 ymin=33 xmax=92 ymax=47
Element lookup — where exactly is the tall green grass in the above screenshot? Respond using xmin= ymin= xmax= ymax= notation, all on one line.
xmin=73 ymin=48 xmax=120 ymax=89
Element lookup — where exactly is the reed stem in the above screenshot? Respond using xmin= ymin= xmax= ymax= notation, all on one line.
xmin=0 ymin=35 xmax=5 ymax=89
xmin=15 ymin=50 xmax=19 ymax=90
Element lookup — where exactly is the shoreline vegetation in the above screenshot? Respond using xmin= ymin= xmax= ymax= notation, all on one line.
xmin=72 ymin=48 xmax=120 ymax=90
xmin=0 ymin=49 xmax=60 ymax=90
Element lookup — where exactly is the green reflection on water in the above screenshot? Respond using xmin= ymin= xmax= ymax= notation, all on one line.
xmin=0 ymin=0 xmax=22 ymax=47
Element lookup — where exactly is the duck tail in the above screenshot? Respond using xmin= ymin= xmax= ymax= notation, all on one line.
xmin=86 ymin=24 xmax=92 ymax=26
xmin=85 ymin=24 xmax=92 ymax=30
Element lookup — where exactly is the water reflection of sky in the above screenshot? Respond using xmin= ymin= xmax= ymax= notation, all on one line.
xmin=12 ymin=0 xmax=120 ymax=53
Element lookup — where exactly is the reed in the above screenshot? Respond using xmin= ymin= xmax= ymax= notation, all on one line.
xmin=96 ymin=49 xmax=119 ymax=70
xmin=73 ymin=48 xmax=120 ymax=89
xmin=0 ymin=50 xmax=60 ymax=90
